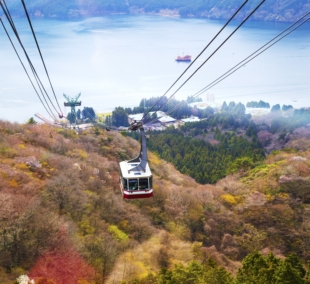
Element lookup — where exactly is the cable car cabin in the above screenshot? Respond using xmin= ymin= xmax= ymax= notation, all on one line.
xmin=119 ymin=161 xmax=153 ymax=199
xmin=119 ymin=126 xmax=153 ymax=200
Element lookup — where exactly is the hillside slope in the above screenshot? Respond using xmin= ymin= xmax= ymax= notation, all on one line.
xmin=3 ymin=0 xmax=310 ymax=22
xmin=1 ymin=120 xmax=310 ymax=283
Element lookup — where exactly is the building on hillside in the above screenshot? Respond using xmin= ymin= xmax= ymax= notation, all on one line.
xmin=245 ymin=107 xmax=270 ymax=116
xmin=128 ymin=113 xmax=144 ymax=123
xmin=77 ymin=123 xmax=93 ymax=130
xmin=189 ymin=101 xmax=221 ymax=113
xmin=181 ymin=116 xmax=200 ymax=123
xmin=128 ymin=111 xmax=176 ymax=127
xmin=150 ymin=111 xmax=176 ymax=126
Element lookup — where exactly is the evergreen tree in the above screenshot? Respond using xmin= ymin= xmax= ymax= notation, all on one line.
xmin=112 ymin=107 xmax=129 ymax=127
xmin=67 ymin=112 xmax=76 ymax=124
xmin=235 ymin=102 xmax=246 ymax=116
xmin=27 ymin=117 xmax=37 ymax=124
xmin=285 ymin=254 xmax=306 ymax=278
xmin=273 ymin=261 xmax=305 ymax=284
xmin=221 ymin=101 xmax=229 ymax=112
xmin=271 ymin=104 xmax=281 ymax=112
xmin=105 ymin=115 xmax=112 ymax=126
xmin=282 ymin=104 xmax=293 ymax=111
xmin=236 ymin=252 xmax=307 ymax=284
xmin=138 ymin=261 xmax=234 ymax=284
xmin=148 ymin=124 xmax=264 ymax=184
xmin=82 ymin=107 xmax=96 ymax=120
xmin=77 ymin=109 xmax=81 ymax=120
xmin=246 ymin=100 xmax=270 ymax=108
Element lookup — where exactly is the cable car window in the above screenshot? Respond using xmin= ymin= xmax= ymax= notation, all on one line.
xmin=128 ymin=179 xmax=138 ymax=190
xmin=149 ymin=176 xmax=153 ymax=188
xmin=123 ymin=178 xmax=128 ymax=190
xmin=139 ymin=178 xmax=149 ymax=190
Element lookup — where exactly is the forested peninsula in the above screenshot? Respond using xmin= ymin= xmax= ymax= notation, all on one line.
xmin=3 ymin=0 xmax=310 ymax=22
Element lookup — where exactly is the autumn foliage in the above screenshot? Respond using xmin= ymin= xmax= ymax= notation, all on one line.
xmin=29 ymin=248 xmax=95 ymax=284
xmin=1 ymin=119 xmax=310 ymax=283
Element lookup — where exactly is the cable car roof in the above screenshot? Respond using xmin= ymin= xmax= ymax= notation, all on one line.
xmin=119 ymin=160 xmax=152 ymax=179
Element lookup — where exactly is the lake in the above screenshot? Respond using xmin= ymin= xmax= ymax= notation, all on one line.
xmin=0 ymin=15 xmax=309 ymax=123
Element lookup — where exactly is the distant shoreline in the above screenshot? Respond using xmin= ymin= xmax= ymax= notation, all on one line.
xmin=2 ymin=7 xmax=309 ymax=23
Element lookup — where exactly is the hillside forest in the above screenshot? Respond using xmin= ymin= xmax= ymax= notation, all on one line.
xmin=116 ymin=98 xmax=310 ymax=184
xmin=2 ymin=98 xmax=310 ymax=283
xmin=2 ymin=0 xmax=310 ymax=22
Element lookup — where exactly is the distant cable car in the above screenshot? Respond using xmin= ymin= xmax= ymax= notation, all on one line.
xmin=119 ymin=124 xmax=153 ymax=199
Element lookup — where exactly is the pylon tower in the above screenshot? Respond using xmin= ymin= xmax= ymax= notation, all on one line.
xmin=63 ymin=93 xmax=82 ymax=125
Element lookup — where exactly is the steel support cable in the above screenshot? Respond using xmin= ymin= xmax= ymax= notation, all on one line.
xmin=86 ymin=110 xmax=113 ymax=130
xmin=146 ymin=13 xmax=310 ymax=125
xmin=3 ymin=0 xmax=16 ymax=31
xmin=84 ymin=109 xmax=96 ymax=121
xmin=21 ymin=0 xmax=63 ymax=117
xmin=141 ymin=0 xmax=249 ymax=121
xmin=0 ymin=18 xmax=55 ymax=119
xmin=0 ymin=4 xmax=58 ymax=120
xmin=0 ymin=2 xmax=58 ymax=120
xmin=144 ymin=0 xmax=265 ymax=125
xmin=194 ymin=16 xmax=310 ymax=98
xmin=77 ymin=109 xmax=112 ymax=130
xmin=147 ymin=0 xmax=266 ymax=122
xmin=190 ymin=11 xmax=310 ymax=100
xmin=78 ymin=109 xmax=98 ymax=123
xmin=0 ymin=4 xmax=57 ymax=120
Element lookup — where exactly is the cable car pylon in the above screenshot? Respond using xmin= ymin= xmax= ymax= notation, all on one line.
xmin=63 ymin=93 xmax=82 ymax=127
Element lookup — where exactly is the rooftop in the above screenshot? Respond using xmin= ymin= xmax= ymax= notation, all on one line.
xmin=119 ymin=160 xmax=152 ymax=178
xmin=129 ymin=111 xmax=176 ymax=125
xmin=181 ymin=116 xmax=200 ymax=123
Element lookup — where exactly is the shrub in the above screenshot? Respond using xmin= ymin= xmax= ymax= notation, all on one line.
xmin=108 ymin=225 xmax=129 ymax=242
xmin=0 ymin=145 xmax=17 ymax=158
xmin=67 ymin=149 xmax=88 ymax=160
xmin=221 ymin=193 xmax=237 ymax=206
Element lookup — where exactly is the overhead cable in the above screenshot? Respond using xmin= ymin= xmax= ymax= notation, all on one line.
xmin=0 ymin=18 xmax=56 ymax=119
xmin=191 ymin=12 xmax=310 ymax=99
xmin=21 ymin=0 xmax=63 ymax=117
xmin=144 ymin=0 xmax=265 ymax=124
xmin=146 ymin=12 xmax=310 ymax=125
xmin=2 ymin=0 xmax=16 ymax=31
xmin=0 ymin=1 xmax=58 ymax=119
xmin=142 ymin=0 xmax=249 ymax=121
xmin=0 ymin=3 xmax=57 ymax=120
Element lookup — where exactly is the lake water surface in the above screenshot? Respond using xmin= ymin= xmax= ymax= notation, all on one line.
xmin=0 ymin=15 xmax=309 ymax=122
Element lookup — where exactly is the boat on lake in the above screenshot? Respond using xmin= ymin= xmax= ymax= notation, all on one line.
xmin=175 ymin=55 xmax=191 ymax=62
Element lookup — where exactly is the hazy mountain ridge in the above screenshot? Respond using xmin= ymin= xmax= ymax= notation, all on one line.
xmin=3 ymin=0 xmax=310 ymax=22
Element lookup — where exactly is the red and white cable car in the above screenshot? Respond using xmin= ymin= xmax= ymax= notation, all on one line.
xmin=119 ymin=124 xmax=153 ymax=200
